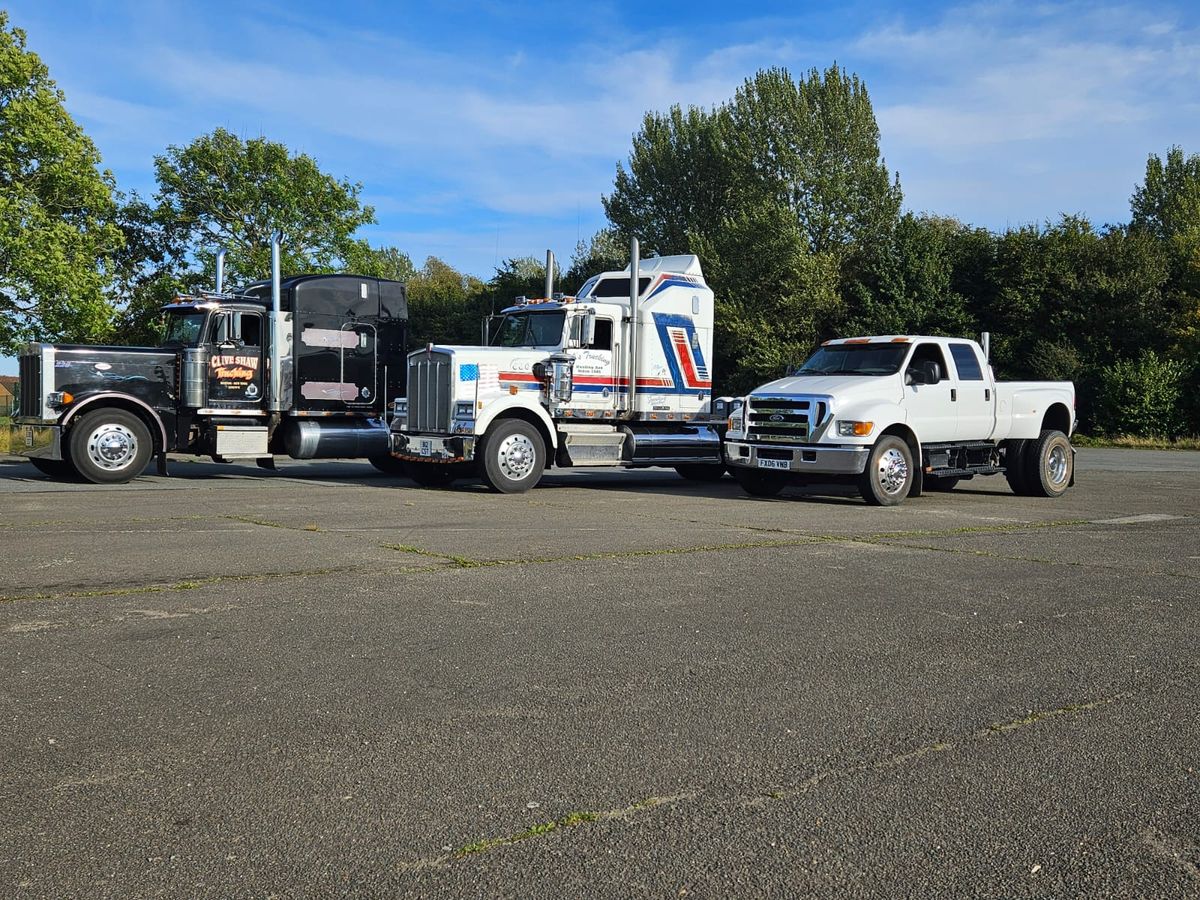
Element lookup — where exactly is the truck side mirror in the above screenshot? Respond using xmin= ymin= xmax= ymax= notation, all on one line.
xmin=567 ymin=311 xmax=596 ymax=349
xmin=908 ymin=360 xmax=941 ymax=385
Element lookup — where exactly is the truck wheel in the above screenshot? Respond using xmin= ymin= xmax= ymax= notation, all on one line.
xmin=858 ymin=435 xmax=913 ymax=506
xmin=479 ymin=419 xmax=545 ymax=493
xmin=675 ymin=463 xmax=727 ymax=481
xmin=68 ymin=408 xmax=153 ymax=484
xmin=733 ymin=467 xmax=787 ymax=497
xmin=403 ymin=461 xmax=457 ymax=488
xmin=369 ymin=454 xmax=408 ymax=475
xmin=1023 ymin=429 xmax=1073 ymax=498
xmin=1003 ymin=440 xmax=1031 ymax=495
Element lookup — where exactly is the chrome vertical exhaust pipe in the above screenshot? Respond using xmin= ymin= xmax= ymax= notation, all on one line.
xmin=270 ymin=232 xmax=283 ymax=411
xmin=627 ymin=237 xmax=640 ymax=416
xmin=215 ymin=248 xmax=227 ymax=294
xmin=545 ymin=249 xmax=554 ymax=300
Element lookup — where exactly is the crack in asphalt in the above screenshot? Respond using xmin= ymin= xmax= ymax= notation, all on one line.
xmin=394 ymin=691 xmax=1133 ymax=871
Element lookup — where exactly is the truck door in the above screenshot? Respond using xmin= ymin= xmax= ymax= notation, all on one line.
xmin=340 ymin=323 xmax=378 ymax=407
xmin=947 ymin=342 xmax=994 ymax=440
xmin=206 ymin=310 xmax=267 ymax=409
xmin=565 ymin=314 xmax=616 ymax=416
xmin=902 ymin=342 xmax=957 ymax=442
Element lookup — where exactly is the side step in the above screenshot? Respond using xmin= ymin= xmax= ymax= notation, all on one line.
xmin=557 ymin=424 xmax=626 ymax=467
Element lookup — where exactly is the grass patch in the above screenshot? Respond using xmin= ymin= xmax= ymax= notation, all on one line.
xmin=457 ymin=811 xmax=599 ymax=857
xmin=0 ymin=416 xmax=10 ymax=455
xmin=1073 ymin=433 xmax=1200 ymax=451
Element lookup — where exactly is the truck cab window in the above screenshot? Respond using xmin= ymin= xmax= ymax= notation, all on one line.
xmin=161 ymin=311 xmax=206 ymax=347
xmin=491 ymin=311 xmax=566 ymax=348
xmin=908 ymin=343 xmax=950 ymax=382
xmin=949 ymin=343 xmax=983 ymax=380
xmin=590 ymin=318 xmax=613 ymax=351
xmin=238 ymin=313 xmax=263 ymax=348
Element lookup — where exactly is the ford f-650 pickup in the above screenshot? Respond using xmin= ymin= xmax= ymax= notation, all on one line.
xmin=724 ymin=335 xmax=1075 ymax=506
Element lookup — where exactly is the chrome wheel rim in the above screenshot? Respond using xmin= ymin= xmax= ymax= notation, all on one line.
xmin=87 ymin=423 xmax=138 ymax=471
xmin=1047 ymin=444 xmax=1068 ymax=485
xmin=497 ymin=433 xmax=537 ymax=481
xmin=876 ymin=447 xmax=909 ymax=495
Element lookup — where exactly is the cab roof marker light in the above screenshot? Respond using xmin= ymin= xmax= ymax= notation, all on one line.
xmin=891 ymin=337 xmax=910 ymax=343
xmin=844 ymin=338 xmax=871 ymax=344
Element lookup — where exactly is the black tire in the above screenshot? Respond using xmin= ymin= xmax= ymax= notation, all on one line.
xmin=1003 ymin=439 xmax=1031 ymax=495
xmin=1023 ymin=429 xmax=1073 ymax=498
xmin=403 ymin=460 xmax=458 ymax=488
xmin=733 ymin=466 xmax=788 ymax=498
xmin=858 ymin=435 xmax=914 ymax=506
xmin=369 ymin=454 xmax=408 ymax=475
xmin=675 ymin=463 xmax=727 ymax=482
xmin=29 ymin=457 xmax=80 ymax=480
xmin=68 ymin=408 xmax=153 ymax=484
xmin=479 ymin=419 xmax=545 ymax=493
xmin=926 ymin=475 xmax=961 ymax=492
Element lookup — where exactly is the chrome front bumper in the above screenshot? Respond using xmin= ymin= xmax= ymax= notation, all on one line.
xmin=7 ymin=423 xmax=63 ymax=460
xmin=390 ymin=431 xmax=476 ymax=462
xmin=724 ymin=440 xmax=869 ymax=475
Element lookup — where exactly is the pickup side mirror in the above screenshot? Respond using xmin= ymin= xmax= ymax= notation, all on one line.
xmin=908 ymin=360 xmax=941 ymax=385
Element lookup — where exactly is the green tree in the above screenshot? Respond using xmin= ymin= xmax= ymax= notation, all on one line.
xmin=342 ymin=242 xmax=416 ymax=282
xmin=721 ymin=66 xmax=902 ymax=257
xmin=0 ymin=11 xmax=123 ymax=352
xmin=562 ymin=229 xmax=627 ymax=293
xmin=603 ymin=65 xmax=902 ymax=389
xmin=841 ymin=214 xmax=975 ymax=339
xmin=152 ymin=128 xmax=376 ymax=286
xmin=405 ymin=257 xmax=486 ymax=347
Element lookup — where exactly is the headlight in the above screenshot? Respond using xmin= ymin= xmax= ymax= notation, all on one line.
xmin=454 ymin=401 xmax=475 ymax=419
xmin=393 ymin=398 xmax=408 ymax=417
xmin=837 ymin=420 xmax=874 ymax=437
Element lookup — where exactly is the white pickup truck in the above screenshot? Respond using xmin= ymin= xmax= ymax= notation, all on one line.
xmin=723 ymin=335 xmax=1075 ymax=505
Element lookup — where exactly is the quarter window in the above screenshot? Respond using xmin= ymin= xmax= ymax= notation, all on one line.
xmin=949 ymin=343 xmax=984 ymax=380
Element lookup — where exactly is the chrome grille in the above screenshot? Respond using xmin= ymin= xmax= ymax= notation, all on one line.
xmin=407 ymin=351 xmax=452 ymax=433
xmin=19 ymin=349 xmax=42 ymax=419
xmin=747 ymin=396 xmax=827 ymax=443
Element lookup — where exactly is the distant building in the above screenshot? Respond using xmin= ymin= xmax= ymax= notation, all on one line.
xmin=0 ymin=375 xmax=17 ymax=417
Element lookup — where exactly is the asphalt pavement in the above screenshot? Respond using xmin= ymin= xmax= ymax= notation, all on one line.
xmin=0 ymin=450 xmax=1197 ymax=898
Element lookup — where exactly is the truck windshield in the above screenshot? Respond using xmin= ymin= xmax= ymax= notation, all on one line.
xmin=793 ymin=343 xmax=910 ymax=376
xmin=490 ymin=311 xmax=566 ymax=348
xmin=161 ymin=311 xmax=207 ymax=348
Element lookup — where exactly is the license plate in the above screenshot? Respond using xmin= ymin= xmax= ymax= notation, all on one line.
xmin=758 ymin=457 xmax=790 ymax=470
xmin=419 ymin=439 xmax=433 ymax=457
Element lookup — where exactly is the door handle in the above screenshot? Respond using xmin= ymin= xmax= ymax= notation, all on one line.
xmin=985 ymin=389 xmax=991 ymax=401
xmin=951 ymin=388 xmax=957 ymax=401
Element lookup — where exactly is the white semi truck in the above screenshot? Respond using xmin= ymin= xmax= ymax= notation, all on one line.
xmin=724 ymin=335 xmax=1076 ymax=506
xmin=389 ymin=242 xmax=727 ymax=492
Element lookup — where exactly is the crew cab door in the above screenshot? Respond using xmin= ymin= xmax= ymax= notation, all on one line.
xmin=902 ymin=342 xmax=957 ymax=442
xmin=947 ymin=342 xmax=995 ymax=440
xmin=564 ymin=312 xmax=617 ymax=415
xmin=206 ymin=310 xmax=267 ymax=409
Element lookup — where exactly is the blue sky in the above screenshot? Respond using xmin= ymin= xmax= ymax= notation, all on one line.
xmin=3 ymin=0 xmax=1200 ymax=373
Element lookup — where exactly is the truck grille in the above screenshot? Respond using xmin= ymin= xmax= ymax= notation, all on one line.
xmin=19 ymin=350 xmax=42 ymax=419
xmin=747 ymin=396 xmax=827 ymax=443
xmin=407 ymin=351 xmax=453 ymax=433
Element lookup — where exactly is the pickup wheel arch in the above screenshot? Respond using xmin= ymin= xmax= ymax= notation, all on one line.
xmin=1042 ymin=403 xmax=1072 ymax=436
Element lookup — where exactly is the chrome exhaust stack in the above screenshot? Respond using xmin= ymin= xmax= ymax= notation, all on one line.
xmin=627 ymin=237 xmax=640 ymax=416
xmin=215 ymin=248 xmax=227 ymax=294
xmin=270 ymin=232 xmax=283 ymax=411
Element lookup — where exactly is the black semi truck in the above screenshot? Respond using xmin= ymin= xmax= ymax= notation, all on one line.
xmin=7 ymin=236 xmax=408 ymax=483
